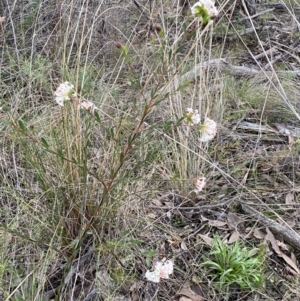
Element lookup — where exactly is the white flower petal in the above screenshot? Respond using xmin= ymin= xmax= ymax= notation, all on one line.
xmin=199 ymin=133 xmax=215 ymax=142
xmin=192 ymin=112 xmax=201 ymax=125
xmin=158 ymin=260 xmax=173 ymax=278
xmin=55 ymin=96 xmax=65 ymax=106
xmin=145 ymin=270 xmax=160 ymax=283
xmin=199 ymin=118 xmax=217 ymax=142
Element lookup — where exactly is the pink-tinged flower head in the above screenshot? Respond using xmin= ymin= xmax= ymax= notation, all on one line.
xmin=193 ymin=177 xmax=207 ymax=193
xmin=198 ymin=118 xmax=217 ymax=142
xmin=191 ymin=0 xmax=219 ymax=20
xmin=184 ymin=108 xmax=200 ymax=126
xmin=80 ymin=101 xmax=95 ymax=113
xmin=54 ymin=82 xmax=75 ymax=106
xmin=145 ymin=259 xmax=174 ymax=283
xmin=115 ymin=41 xmax=123 ymax=49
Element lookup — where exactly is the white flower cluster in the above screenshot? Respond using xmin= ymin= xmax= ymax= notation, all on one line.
xmin=199 ymin=118 xmax=217 ymax=142
xmin=184 ymin=108 xmax=217 ymax=142
xmin=184 ymin=108 xmax=201 ymax=126
xmin=145 ymin=260 xmax=174 ymax=283
xmin=54 ymin=82 xmax=95 ymax=113
xmin=191 ymin=0 xmax=219 ymax=21
xmin=54 ymin=82 xmax=76 ymax=106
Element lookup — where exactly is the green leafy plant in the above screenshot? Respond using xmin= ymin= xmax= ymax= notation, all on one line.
xmin=203 ymin=237 xmax=265 ymax=293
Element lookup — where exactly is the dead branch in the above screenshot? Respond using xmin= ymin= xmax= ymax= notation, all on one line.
xmin=238 ymin=201 xmax=300 ymax=250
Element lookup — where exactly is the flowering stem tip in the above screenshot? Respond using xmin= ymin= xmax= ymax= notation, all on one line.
xmin=191 ymin=0 xmax=219 ymax=23
xmin=145 ymin=259 xmax=174 ymax=283
xmin=183 ymin=108 xmax=217 ymax=142
xmin=54 ymin=82 xmax=76 ymax=106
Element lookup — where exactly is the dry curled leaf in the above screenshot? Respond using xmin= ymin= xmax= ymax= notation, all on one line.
xmin=277 ymin=241 xmax=289 ymax=252
xmin=179 ymin=297 xmax=192 ymax=301
xmin=227 ymin=212 xmax=244 ymax=232
xmin=253 ymin=228 xmax=265 ymax=240
xmin=241 ymin=169 xmax=249 ymax=185
xmin=285 ymin=192 xmax=294 ymax=205
xmin=208 ymin=220 xmax=227 ymax=228
xmin=228 ymin=231 xmax=240 ymax=244
xmin=266 ymin=228 xmax=300 ymax=274
xmin=177 ymin=284 xmax=205 ymax=301
xmin=197 ymin=234 xmax=213 ymax=247
xmin=0 ymin=16 xmax=5 ymax=24
xmin=151 ymin=198 xmax=163 ymax=206
xmin=291 ymin=252 xmax=297 ymax=265
xmin=265 ymin=228 xmax=281 ymax=255
xmin=181 ymin=241 xmax=188 ymax=251
xmin=285 ymin=265 xmax=299 ymax=276
xmin=146 ymin=213 xmax=157 ymax=219
xmin=130 ymin=281 xmax=144 ymax=301
xmin=279 ymin=253 xmax=300 ymax=275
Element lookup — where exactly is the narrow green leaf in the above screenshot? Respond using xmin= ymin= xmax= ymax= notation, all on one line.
xmin=119 ymin=151 xmax=124 ymax=162
xmin=110 ymin=127 xmax=115 ymax=139
xmin=18 ymin=120 xmax=26 ymax=132
xmin=168 ymin=49 xmax=172 ymax=61
xmin=177 ymin=80 xmax=190 ymax=91
xmin=40 ymin=137 xmax=49 ymax=148
xmin=175 ymin=44 xmax=186 ymax=54
xmin=146 ymin=258 xmax=150 ymax=267
xmin=140 ymin=249 xmax=157 ymax=257
xmin=57 ymin=148 xmax=64 ymax=161
xmin=176 ymin=116 xmax=185 ymax=125
xmin=94 ymin=111 xmax=101 ymax=124
xmin=127 ymin=134 xmax=133 ymax=144
xmin=163 ymin=120 xmax=174 ymax=131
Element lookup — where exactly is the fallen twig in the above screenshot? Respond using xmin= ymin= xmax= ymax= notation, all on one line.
xmin=242 ymin=8 xmax=275 ymax=20
xmin=236 ymin=121 xmax=300 ymax=138
xmin=149 ymin=197 xmax=236 ymax=211
xmin=142 ymin=58 xmax=300 ymax=103
xmin=253 ymin=46 xmax=278 ymax=60
xmin=238 ymin=201 xmax=300 ymax=250
xmin=180 ymin=59 xmax=300 ymax=84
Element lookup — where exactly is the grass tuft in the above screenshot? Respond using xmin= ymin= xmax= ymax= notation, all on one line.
xmin=203 ymin=237 xmax=266 ymax=293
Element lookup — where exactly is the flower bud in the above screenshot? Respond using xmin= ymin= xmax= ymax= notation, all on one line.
xmin=153 ymin=24 xmax=162 ymax=33
xmin=149 ymin=33 xmax=156 ymax=41
xmin=115 ymin=41 xmax=123 ymax=49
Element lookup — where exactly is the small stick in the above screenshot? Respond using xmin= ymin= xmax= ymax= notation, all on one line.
xmin=149 ymin=197 xmax=236 ymax=211
xmin=253 ymin=46 xmax=278 ymax=60
xmin=242 ymin=8 xmax=275 ymax=20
